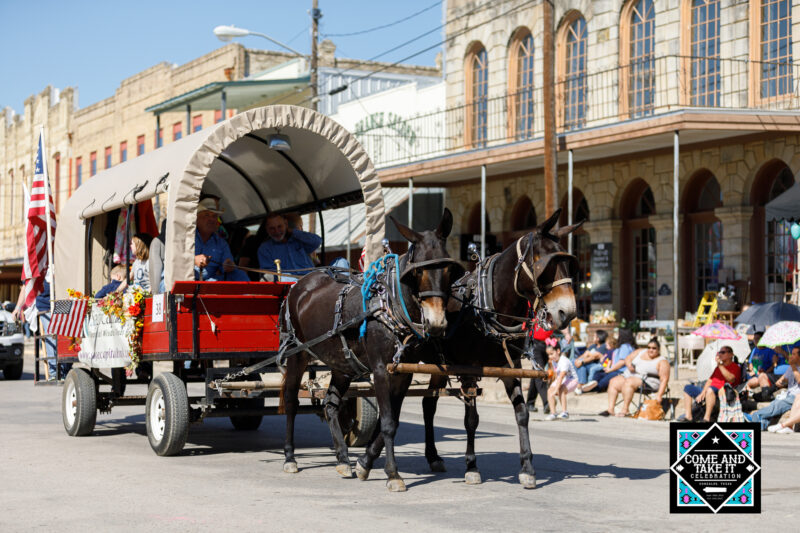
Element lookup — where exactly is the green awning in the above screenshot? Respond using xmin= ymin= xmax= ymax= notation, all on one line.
xmin=145 ymin=77 xmax=310 ymax=114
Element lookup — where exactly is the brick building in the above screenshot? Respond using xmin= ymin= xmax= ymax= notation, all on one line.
xmin=368 ymin=0 xmax=800 ymax=322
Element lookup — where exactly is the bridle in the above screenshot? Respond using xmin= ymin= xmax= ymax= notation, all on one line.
xmin=513 ymin=233 xmax=577 ymax=327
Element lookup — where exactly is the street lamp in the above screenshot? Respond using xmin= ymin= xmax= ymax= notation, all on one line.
xmin=213 ymin=25 xmax=305 ymax=58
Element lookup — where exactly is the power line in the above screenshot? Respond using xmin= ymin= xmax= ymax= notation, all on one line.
xmin=322 ymin=1 xmax=442 ymax=37
xmin=292 ymin=0 xmax=537 ymax=107
xmin=272 ymin=0 xmax=520 ymax=107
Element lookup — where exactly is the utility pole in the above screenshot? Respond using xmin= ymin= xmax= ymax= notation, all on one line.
xmin=310 ymin=0 xmax=321 ymax=112
xmin=542 ymin=0 xmax=557 ymax=216
xmin=308 ymin=0 xmax=322 ymax=235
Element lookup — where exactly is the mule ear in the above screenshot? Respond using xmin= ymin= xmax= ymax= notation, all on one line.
xmin=538 ymin=208 xmax=562 ymax=235
xmin=390 ymin=216 xmax=423 ymax=243
xmin=435 ymin=208 xmax=453 ymax=239
xmin=554 ymin=218 xmax=585 ymax=238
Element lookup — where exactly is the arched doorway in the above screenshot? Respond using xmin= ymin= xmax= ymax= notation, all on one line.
xmin=682 ymin=169 xmax=723 ymax=311
xmin=620 ymin=179 xmax=656 ymax=320
xmin=750 ymin=159 xmax=796 ymax=302
xmin=560 ymin=190 xmax=591 ymax=320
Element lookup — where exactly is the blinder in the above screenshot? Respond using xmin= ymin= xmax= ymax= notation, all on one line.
xmin=533 ymin=252 xmax=578 ymax=286
xmin=399 ymin=257 xmax=465 ymax=284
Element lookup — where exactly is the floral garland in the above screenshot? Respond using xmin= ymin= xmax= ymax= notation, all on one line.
xmin=66 ymin=285 xmax=149 ymax=369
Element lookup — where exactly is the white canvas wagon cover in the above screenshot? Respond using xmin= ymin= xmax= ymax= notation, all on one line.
xmin=55 ymin=105 xmax=385 ymax=297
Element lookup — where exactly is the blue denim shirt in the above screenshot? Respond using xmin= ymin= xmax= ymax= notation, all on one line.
xmin=194 ymin=231 xmax=248 ymax=281
xmin=257 ymin=230 xmax=322 ymax=275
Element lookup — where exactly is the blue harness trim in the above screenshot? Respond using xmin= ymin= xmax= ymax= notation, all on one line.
xmin=360 ymin=254 xmax=421 ymax=339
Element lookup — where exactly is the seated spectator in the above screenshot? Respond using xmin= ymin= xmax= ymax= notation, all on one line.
xmin=768 ymin=392 xmax=800 ymax=434
xmin=574 ymin=330 xmax=608 ymax=385
xmin=681 ymin=344 xmax=741 ymax=422
xmin=560 ymin=327 xmax=577 ymax=361
xmin=745 ymin=347 xmax=800 ymax=430
xmin=129 ymin=233 xmax=152 ymax=292
xmin=745 ymin=330 xmax=786 ymax=397
xmin=601 ymin=337 xmax=670 ymax=417
xmin=544 ymin=338 xmax=579 ymax=420
xmin=582 ymin=329 xmax=636 ymax=393
xmin=95 ymin=265 xmax=127 ymax=299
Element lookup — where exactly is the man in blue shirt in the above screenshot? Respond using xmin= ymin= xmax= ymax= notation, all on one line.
xmin=194 ymin=198 xmax=248 ymax=281
xmin=258 ymin=212 xmax=322 ymax=280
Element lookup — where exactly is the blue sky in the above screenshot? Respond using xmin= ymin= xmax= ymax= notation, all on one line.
xmin=0 ymin=0 xmax=445 ymax=114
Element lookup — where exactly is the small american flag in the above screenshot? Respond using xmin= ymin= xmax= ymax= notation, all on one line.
xmin=48 ymin=299 xmax=88 ymax=338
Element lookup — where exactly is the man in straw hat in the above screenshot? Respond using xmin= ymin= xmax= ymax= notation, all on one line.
xmin=194 ymin=197 xmax=248 ymax=282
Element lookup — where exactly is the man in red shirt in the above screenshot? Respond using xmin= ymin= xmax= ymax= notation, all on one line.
xmin=682 ymin=345 xmax=742 ymax=422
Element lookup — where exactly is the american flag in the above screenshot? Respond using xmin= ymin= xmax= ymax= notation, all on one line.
xmin=21 ymin=131 xmax=57 ymax=308
xmin=48 ymin=299 xmax=88 ymax=338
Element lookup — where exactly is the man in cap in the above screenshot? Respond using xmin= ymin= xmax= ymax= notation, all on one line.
xmin=195 ymin=197 xmax=248 ymax=281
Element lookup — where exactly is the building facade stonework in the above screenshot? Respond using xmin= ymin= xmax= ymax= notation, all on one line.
xmin=372 ymin=0 xmax=800 ymax=322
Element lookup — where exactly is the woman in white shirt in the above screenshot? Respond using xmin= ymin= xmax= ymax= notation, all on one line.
xmin=601 ymin=337 xmax=670 ymax=417
xmin=545 ymin=338 xmax=579 ymax=420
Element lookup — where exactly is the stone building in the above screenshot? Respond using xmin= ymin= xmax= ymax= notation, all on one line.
xmin=370 ymin=0 xmax=800 ymax=322
xmin=0 ymin=42 xmax=438 ymax=301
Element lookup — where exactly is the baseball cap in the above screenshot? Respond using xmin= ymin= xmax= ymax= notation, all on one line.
xmin=198 ymin=198 xmax=224 ymax=214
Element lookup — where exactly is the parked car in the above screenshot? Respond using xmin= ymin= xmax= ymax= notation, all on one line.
xmin=0 ymin=302 xmax=24 ymax=380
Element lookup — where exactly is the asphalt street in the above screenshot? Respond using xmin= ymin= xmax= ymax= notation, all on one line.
xmin=1 ymin=360 xmax=798 ymax=532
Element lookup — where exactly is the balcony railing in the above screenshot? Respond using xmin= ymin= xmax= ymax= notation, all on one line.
xmin=356 ymin=55 xmax=800 ymax=169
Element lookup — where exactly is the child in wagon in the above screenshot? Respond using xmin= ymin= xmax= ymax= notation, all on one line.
xmin=545 ymin=337 xmax=580 ymax=420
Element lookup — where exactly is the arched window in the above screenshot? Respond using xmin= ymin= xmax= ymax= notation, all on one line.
xmin=765 ymin=168 xmax=796 ymax=301
xmin=621 ymin=180 xmax=657 ymax=320
xmin=750 ymin=159 xmax=796 ymax=302
xmin=621 ymin=0 xmax=655 ymax=118
xmin=508 ymin=30 xmax=534 ymax=140
xmin=511 ymin=196 xmax=537 ymax=231
xmin=751 ymin=0 xmax=793 ymax=101
xmin=465 ymin=44 xmax=488 ymax=148
xmin=686 ymin=0 xmax=720 ymax=106
xmin=683 ymin=170 xmax=723 ymax=310
xmin=561 ymin=14 xmax=587 ymax=130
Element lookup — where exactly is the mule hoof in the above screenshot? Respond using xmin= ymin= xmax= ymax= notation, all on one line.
xmin=519 ymin=472 xmax=537 ymax=489
xmin=465 ymin=471 xmax=482 ymax=485
xmin=429 ymin=460 xmax=447 ymax=473
xmin=355 ymin=462 xmax=371 ymax=481
xmin=335 ymin=463 xmax=353 ymax=478
xmin=283 ymin=461 xmax=299 ymax=474
xmin=386 ymin=478 xmax=407 ymax=492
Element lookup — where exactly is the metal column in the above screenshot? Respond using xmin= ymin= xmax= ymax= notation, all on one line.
xmin=408 ymin=177 xmax=414 ymax=229
xmin=568 ymin=149 xmax=574 ymax=254
xmin=220 ymin=89 xmax=227 ymax=121
xmin=673 ymin=131 xmax=680 ymax=380
xmin=186 ymin=104 xmax=191 ymax=136
xmin=346 ymin=205 xmax=352 ymax=267
xmin=480 ymin=165 xmax=487 ymax=258
xmin=156 ymin=114 xmax=161 ymax=147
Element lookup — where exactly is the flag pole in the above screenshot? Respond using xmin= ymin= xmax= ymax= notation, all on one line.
xmin=39 ymin=126 xmax=56 ymax=311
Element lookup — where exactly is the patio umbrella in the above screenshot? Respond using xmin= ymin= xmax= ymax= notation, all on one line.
xmin=735 ymin=302 xmax=800 ymax=333
xmin=692 ymin=321 xmax=740 ymax=340
xmin=695 ymin=338 xmax=752 ymax=381
xmin=758 ymin=321 xmax=800 ymax=348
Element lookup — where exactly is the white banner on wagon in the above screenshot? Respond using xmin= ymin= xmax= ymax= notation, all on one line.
xmin=78 ymin=306 xmax=133 ymax=368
